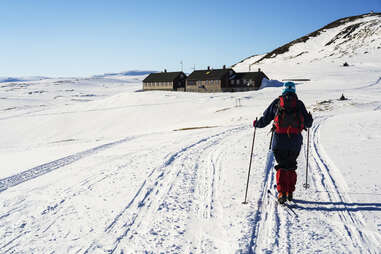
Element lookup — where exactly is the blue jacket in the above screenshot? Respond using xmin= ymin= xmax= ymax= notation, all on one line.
xmin=255 ymin=93 xmax=313 ymax=151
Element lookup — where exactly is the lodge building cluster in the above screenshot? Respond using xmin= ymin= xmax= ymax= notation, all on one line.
xmin=142 ymin=66 xmax=268 ymax=92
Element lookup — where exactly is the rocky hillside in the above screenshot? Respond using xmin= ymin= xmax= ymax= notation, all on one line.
xmin=234 ymin=12 xmax=381 ymax=70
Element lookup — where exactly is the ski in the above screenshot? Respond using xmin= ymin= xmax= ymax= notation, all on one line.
xmin=267 ymin=189 xmax=298 ymax=217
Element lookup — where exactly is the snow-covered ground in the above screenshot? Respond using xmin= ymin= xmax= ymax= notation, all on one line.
xmin=1 ymin=21 xmax=381 ymax=253
xmin=1 ymin=53 xmax=381 ymax=253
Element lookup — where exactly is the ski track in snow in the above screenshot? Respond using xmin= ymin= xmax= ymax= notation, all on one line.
xmin=355 ymin=76 xmax=381 ymax=89
xmin=305 ymin=116 xmax=381 ymax=253
xmin=0 ymin=136 xmax=136 ymax=192
xmin=246 ymin=115 xmax=381 ymax=253
xmin=0 ymin=125 xmax=255 ymax=254
xmin=2 ymin=117 xmax=380 ymax=253
xmin=247 ymin=147 xmax=295 ymax=254
xmin=83 ymin=126 xmax=246 ymax=253
xmin=247 ymin=149 xmax=275 ymax=253
xmin=2 ymin=114 xmax=381 ymax=253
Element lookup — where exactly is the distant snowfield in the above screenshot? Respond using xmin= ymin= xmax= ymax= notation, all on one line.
xmin=1 ymin=49 xmax=381 ymax=253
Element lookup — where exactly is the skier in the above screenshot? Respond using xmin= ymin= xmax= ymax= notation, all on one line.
xmin=253 ymin=82 xmax=313 ymax=204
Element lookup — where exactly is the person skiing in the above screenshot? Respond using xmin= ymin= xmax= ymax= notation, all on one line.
xmin=253 ymin=82 xmax=313 ymax=204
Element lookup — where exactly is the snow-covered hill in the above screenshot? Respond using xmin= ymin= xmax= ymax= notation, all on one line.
xmin=0 ymin=73 xmax=146 ymax=118
xmin=0 ymin=76 xmax=49 ymax=83
xmin=234 ymin=12 xmax=381 ymax=70
xmin=1 ymin=14 xmax=381 ymax=253
xmin=92 ymin=70 xmax=156 ymax=79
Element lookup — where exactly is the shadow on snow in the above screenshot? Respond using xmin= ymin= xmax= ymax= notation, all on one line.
xmin=292 ymin=199 xmax=381 ymax=212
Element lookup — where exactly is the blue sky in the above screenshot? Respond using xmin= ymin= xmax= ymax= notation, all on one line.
xmin=1 ymin=0 xmax=380 ymax=77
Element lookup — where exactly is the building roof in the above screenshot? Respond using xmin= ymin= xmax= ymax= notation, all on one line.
xmin=187 ymin=68 xmax=233 ymax=81
xmin=143 ymin=72 xmax=185 ymax=82
xmin=234 ymin=71 xmax=269 ymax=80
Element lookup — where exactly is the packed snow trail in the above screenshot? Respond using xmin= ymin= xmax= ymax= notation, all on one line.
xmin=2 ymin=118 xmax=381 ymax=253
xmin=0 ymin=136 xmax=136 ymax=191
xmin=84 ymin=126 xmax=249 ymax=253
xmin=247 ymin=145 xmax=297 ymax=253
xmin=305 ymin=116 xmax=381 ymax=253
xmin=0 ymin=125 xmax=265 ymax=253
xmin=246 ymin=117 xmax=381 ymax=253
xmin=1 ymin=117 xmax=381 ymax=253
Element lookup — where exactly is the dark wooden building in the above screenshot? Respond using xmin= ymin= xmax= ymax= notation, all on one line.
xmin=186 ymin=66 xmax=235 ymax=92
xmin=186 ymin=66 xmax=269 ymax=92
xmin=231 ymin=69 xmax=269 ymax=91
xmin=143 ymin=70 xmax=186 ymax=91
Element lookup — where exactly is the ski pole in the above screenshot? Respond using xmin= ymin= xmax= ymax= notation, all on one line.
xmin=269 ymin=128 xmax=274 ymax=150
xmin=303 ymin=128 xmax=310 ymax=189
xmin=243 ymin=118 xmax=257 ymax=204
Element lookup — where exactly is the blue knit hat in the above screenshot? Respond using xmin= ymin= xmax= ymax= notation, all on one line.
xmin=282 ymin=82 xmax=296 ymax=94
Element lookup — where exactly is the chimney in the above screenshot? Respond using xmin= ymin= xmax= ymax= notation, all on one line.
xmin=223 ymin=65 xmax=226 ymax=69
xmin=164 ymin=69 xmax=167 ymax=73
xmin=258 ymin=68 xmax=261 ymax=72
xmin=207 ymin=66 xmax=210 ymax=70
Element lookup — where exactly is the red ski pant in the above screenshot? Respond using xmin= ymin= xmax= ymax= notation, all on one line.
xmin=276 ymin=169 xmax=297 ymax=193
